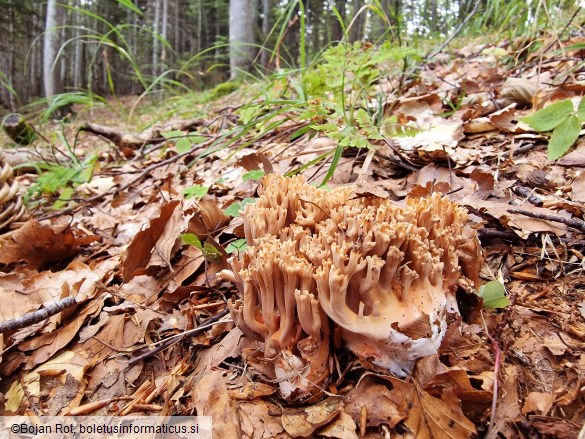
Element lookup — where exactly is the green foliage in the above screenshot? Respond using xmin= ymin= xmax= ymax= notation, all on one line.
xmin=38 ymin=92 xmax=107 ymax=122
xmin=25 ymin=154 xmax=98 ymax=210
xmin=477 ymin=280 xmax=510 ymax=309
xmin=223 ymin=198 xmax=256 ymax=217
xmin=182 ymin=184 xmax=209 ymax=199
xmin=162 ymin=130 xmax=207 ymax=153
xmin=521 ymin=98 xmax=585 ymax=160
xmin=209 ymin=81 xmax=239 ymax=99
xmin=225 ymin=41 xmax=421 ymax=185
xmin=225 ymin=238 xmax=247 ymax=254
xmin=181 ymin=233 xmax=223 ymax=261
xmin=242 ymin=169 xmax=265 ymax=181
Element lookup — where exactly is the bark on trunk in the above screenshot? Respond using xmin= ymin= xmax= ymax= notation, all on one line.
xmin=229 ymin=0 xmax=256 ymax=78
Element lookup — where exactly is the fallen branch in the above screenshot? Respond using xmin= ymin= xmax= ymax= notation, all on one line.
xmin=79 ymin=118 xmax=206 ymax=151
xmin=126 ymin=308 xmax=230 ymax=368
xmin=511 ymin=186 xmax=543 ymax=207
xmin=0 ymin=296 xmax=77 ymax=334
xmin=508 ymin=208 xmax=585 ymax=233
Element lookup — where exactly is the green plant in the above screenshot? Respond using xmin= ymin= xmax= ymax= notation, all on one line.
xmin=181 ymin=233 xmax=222 ymax=261
xmin=182 ymin=184 xmax=209 ymax=199
xmin=242 ymin=169 xmax=265 ymax=181
xmin=521 ymin=98 xmax=585 ymax=160
xmin=162 ymin=130 xmax=207 ymax=153
xmin=477 ymin=280 xmax=509 ymax=309
xmin=209 ymin=81 xmax=239 ymax=99
xmin=223 ymin=198 xmax=256 ymax=217
xmin=225 ymin=238 xmax=247 ymax=254
xmin=25 ymin=153 xmax=98 ymax=210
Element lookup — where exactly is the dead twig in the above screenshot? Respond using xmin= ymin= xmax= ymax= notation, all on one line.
xmin=0 ymin=296 xmax=77 ymax=334
xmin=512 ymin=186 xmax=543 ymax=207
xmin=126 ymin=307 xmax=230 ymax=368
xmin=508 ymin=208 xmax=585 ymax=233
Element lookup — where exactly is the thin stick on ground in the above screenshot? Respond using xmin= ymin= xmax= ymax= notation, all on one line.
xmin=0 ymin=296 xmax=77 ymax=334
xmin=508 ymin=208 xmax=585 ymax=233
xmin=481 ymin=310 xmax=502 ymax=433
xmin=125 ymin=308 xmax=230 ymax=368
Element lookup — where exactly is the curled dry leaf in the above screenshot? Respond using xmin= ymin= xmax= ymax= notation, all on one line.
xmin=229 ymin=382 xmax=277 ymax=401
xmin=191 ymin=370 xmax=242 ymax=439
xmin=123 ymin=200 xmax=183 ymax=282
xmin=281 ymin=397 xmax=344 ymax=438
xmin=0 ymin=219 xmax=97 ymax=267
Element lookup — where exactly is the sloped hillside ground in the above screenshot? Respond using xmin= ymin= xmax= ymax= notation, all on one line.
xmin=1 ymin=35 xmax=584 ymax=439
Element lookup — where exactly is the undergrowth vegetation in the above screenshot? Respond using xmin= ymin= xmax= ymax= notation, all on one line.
xmin=2 ymin=0 xmax=583 ymax=207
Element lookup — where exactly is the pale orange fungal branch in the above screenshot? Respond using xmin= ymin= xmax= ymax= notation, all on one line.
xmin=220 ymin=175 xmax=482 ymax=396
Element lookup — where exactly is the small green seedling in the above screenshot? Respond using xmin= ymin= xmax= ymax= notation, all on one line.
xmin=521 ymin=98 xmax=585 ymax=160
xmin=181 ymin=233 xmax=223 ymax=262
xmin=242 ymin=169 xmax=265 ymax=181
xmin=163 ymin=130 xmax=206 ymax=154
xmin=226 ymin=239 xmax=247 ymax=254
xmin=477 ymin=280 xmax=509 ymax=309
xmin=182 ymin=184 xmax=209 ymax=199
xmin=223 ymin=198 xmax=256 ymax=217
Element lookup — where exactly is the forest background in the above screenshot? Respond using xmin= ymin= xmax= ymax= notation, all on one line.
xmin=0 ymin=0 xmax=578 ymax=115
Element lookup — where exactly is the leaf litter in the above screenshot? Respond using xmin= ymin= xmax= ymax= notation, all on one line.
xmin=1 ymin=36 xmax=585 ymax=439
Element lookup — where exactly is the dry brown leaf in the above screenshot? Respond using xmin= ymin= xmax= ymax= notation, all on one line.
xmin=281 ymin=397 xmax=344 ymax=438
xmin=0 ymin=219 xmax=95 ymax=267
xmin=5 ymin=350 xmax=88 ymax=415
xmin=236 ymin=152 xmax=274 ymax=173
xmin=570 ymin=173 xmax=585 ymax=203
xmin=414 ymin=356 xmax=493 ymax=422
xmin=317 ymin=411 xmax=358 ymax=439
xmin=531 ymin=417 xmax=581 ymax=439
xmin=343 ymin=375 xmax=407 ymax=429
xmin=229 ymin=382 xmax=277 ymax=401
xmin=404 ymin=386 xmax=476 ymax=439
xmin=192 ymin=328 xmax=247 ymax=375
xmin=18 ymin=297 xmax=105 ymax=370
xmin=188 ymin=199 xmax=231 ymax=237
xmin=191 ymin=370 xmax=242 ymax=439
xmin=558 ymin=139 xmax=585 ymax=166
xmin=522 ymin=392 xmax=556 ymax=415
xmin=239 ymin=400 xmax=289 ymax=439
xmin=499 ymin=78 xmax=537 ymax=105
xmin=122 ymin=200 xmax=181 ymax=282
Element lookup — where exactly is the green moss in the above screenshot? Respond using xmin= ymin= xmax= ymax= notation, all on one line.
xmin=209 ymin=81 xmax=239 ymax=99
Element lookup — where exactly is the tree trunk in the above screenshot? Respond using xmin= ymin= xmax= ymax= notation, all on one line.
xmin=229 ymin=0 xmax=256 ymax=78
xmin=153 ymin=0 xmax=160 ymax=77
xmin=8 ymin=0 xmax=16 ymax=109
xmin=73 ymin=0 xmax=83 ymax=89
xmin=261 ymin=0 xmax=271 ymax=67
xmin=349 ymin=0 xmax=367 ymax=43
xmin=331 ymin=0 xmax=346 ymax=42
xmin=43 ymin=0 xmax=62 ymax=98
xmin=161 ymin=0 xmax=168 ymax=68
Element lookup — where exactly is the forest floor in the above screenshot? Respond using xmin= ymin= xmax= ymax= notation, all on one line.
xmin=0 ymin=35 xmax=584 ymax=439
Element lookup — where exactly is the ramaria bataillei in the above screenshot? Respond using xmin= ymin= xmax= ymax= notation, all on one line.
xmin=220 ymin=174 xmax=481 ymax=400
